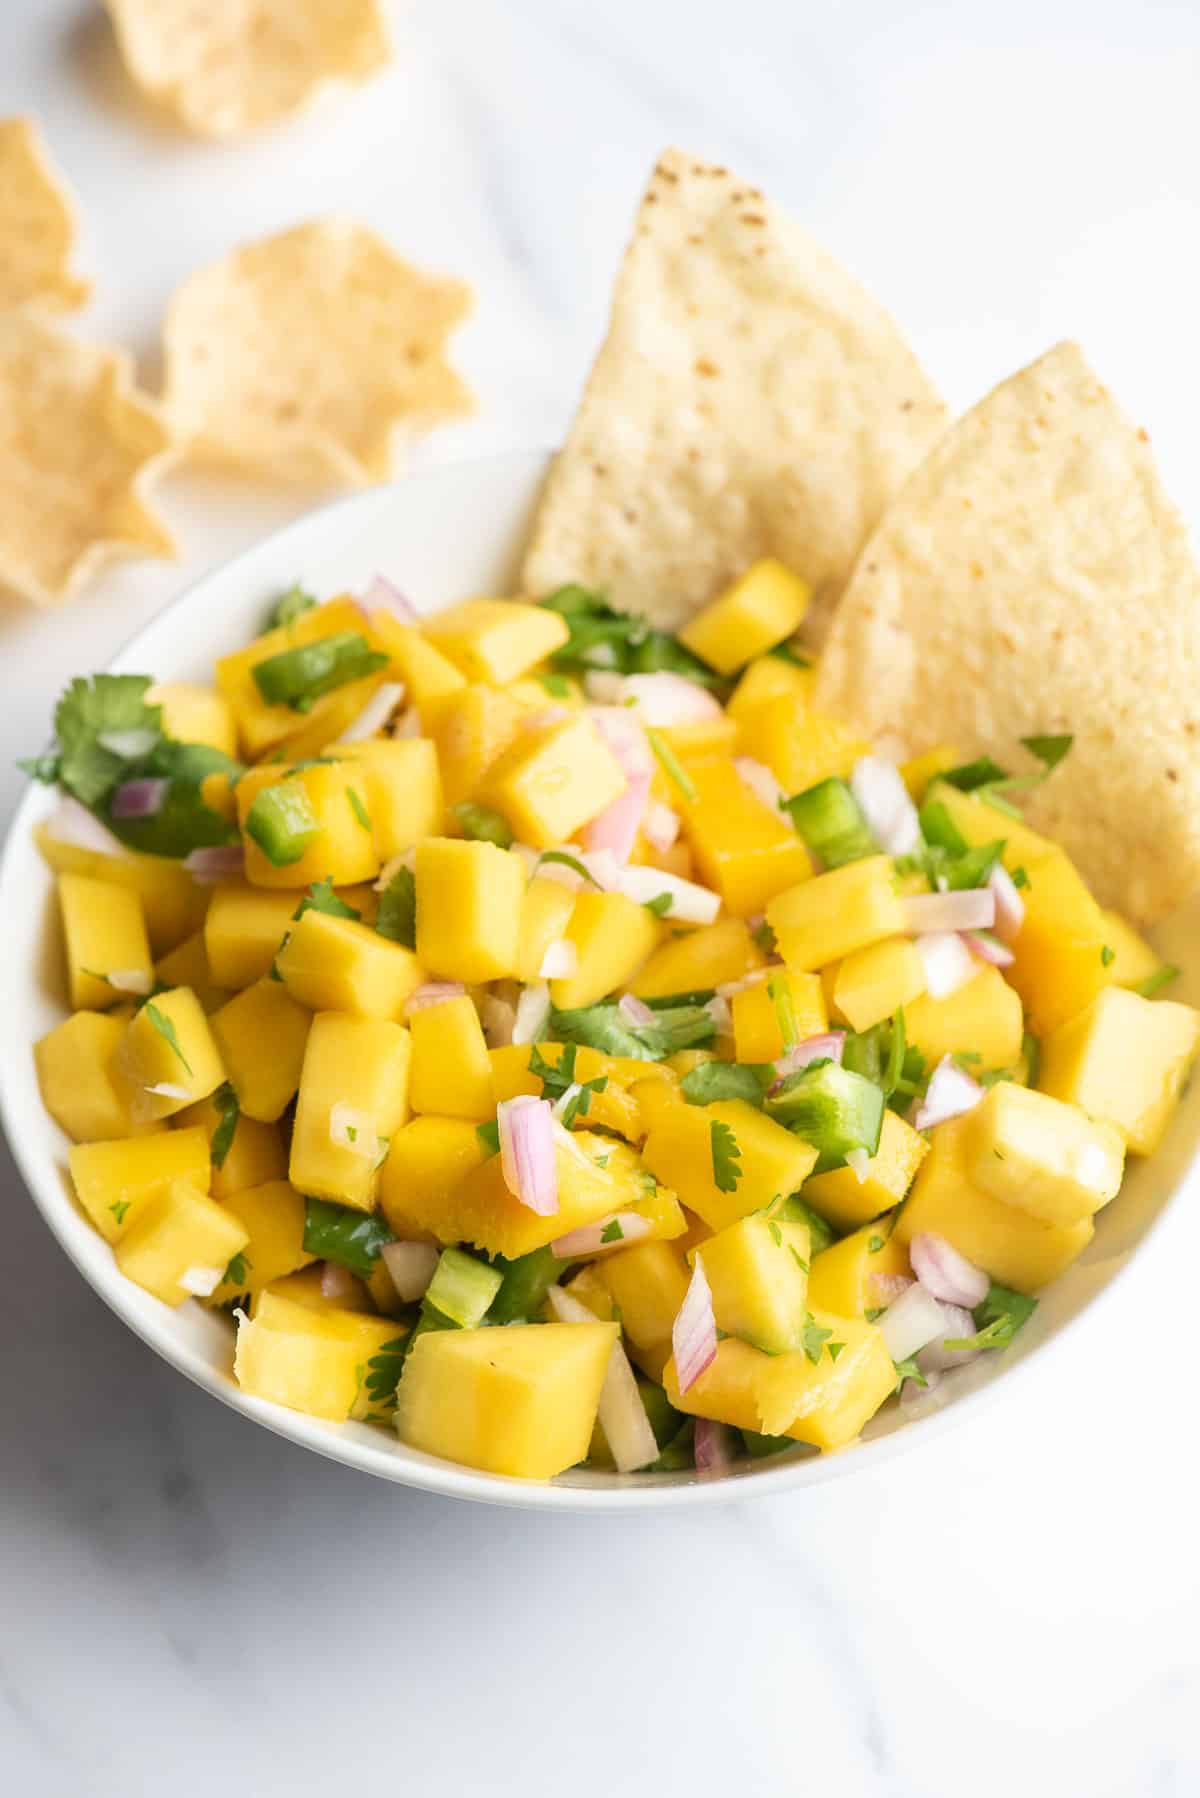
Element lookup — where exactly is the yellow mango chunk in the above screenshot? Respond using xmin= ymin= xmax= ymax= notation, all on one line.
xmin=336 ymin=737 xmax=443 ymax=861
xmin=69 ymin=1129 xmax=211 ymax=1243
xmin=203 ymin=882 xmax=297 ymax=988
xmin=488 ymin=1043 xmax=645 ymax=1143
xmin=679 ymin=558 xmax=811 ymax=674
xmin=35 ymin=823 xmax=208 ymax=956
xmin=148 ymin=681 xmax=237 ymax=757
xmin=235 ymin=1293 xmax=408 ymax=1422
xmin=1098 ymin=910 xmax=1166 ymax=992
xmin=481 ymin=713 xmax=627 ymax=849
xmin=832 ymin=936 xmax=926 ymax=1032
xmin=116 ymin=988 xmax=225 ymax=1122
xmin=369 ymin=609 xmax=466 ymax=709
xmin=693 ymin=1214 xmax=811 ymax=1354
xmin=596 ymin=1240 xmax=689 ymax=1384
xmin=922 ymin=779 xmax=1056 ymax=873
xmin=736 ymin=698 xmax=867 ymax=797
xmin=174 ymin=1092 xmax=286 ymax=1199
xmin=260 ymin=674 xmax=386 ymax=765
xmin=395 ymin=1321 xmax=618 ymax=1480
xmin=236 ymin=761 xmax=381 ymax=890
xmin=209 ymin=979 xmax=311 ymax=1122
xmin=58 ymin=872 xmax=153 ymax=1012
xmin=767 ymin=856 xmax=904 ymax=973
xmin=803 ymin=1109 xmax=929 ymax=1232
xmin=115 ymin=1178 xmax=249 ymax=1307
xmin=422 ymin=597 xmax=569 ymax=684
xmin=378 ymin=1116 xmax=487 ymax=1238
xmin=1039 ymin=986 xmax=1200 ymax=1155
xmin=254 ymin=1265 xmax=373 ymax=1317
xmin=895 ymin=1116 xmax=1093 ymax=1292
xmin=731 ymin=971 xmax=827 ymax=1064
xmin=414 ymin=838 xmax=525 ymax=983
xmin=154 ymin=929 xmax=228 ymax=1013
xmin=216 ymin=597 xmax=384 ymax=758
xmin=290 ymin=1013 xmax=411 ymax=1210
xmin=903 ymin=965 xmax=1023 ymax=1071
xmin=642 ymin=1099 xmax=817 ymax=1233
xmin=550 ymin=890 xmax=660 ymax=1009
xmin=727 ymin=653 xmax=814 ymax=725
xmin=427 ymin=682 xmax=528 ymax=806
xmin=276 ymin=907 xmax=423 ymax=1019
xmin=409 ymin=995 xmax=493 ymax=1118
xmin=516 ymin=877 xmax=576 ymax=983
xmin=35 ymin=1011 xmax=159 ymax=1144
xmin=962 ymin=1082 xmax=1125 ymax=1227
xmin=677 ymin=758 xmax=812 ymax=917
xmin=631 ymin=918 xmax=766 ymax=1000
xmin=1006 ymin=849 xmax=1115 ymax=1037
xmin=807 ymin=1224 xmax=912 ymax=1320
xmin=205 ymin=1180 xmax=313 ymax=1304
xmin=899 ymin=744 xmax=959 ymax=801
xmin=653 ymin=717 xmax=740 ymax=778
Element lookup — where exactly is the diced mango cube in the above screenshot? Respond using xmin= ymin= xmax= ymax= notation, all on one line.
xmin=114 ymin=1177 xmax=249 ymax=1307
xmin=488 ymin=1043 xmax=645 ymax=1143
xmin=550 ymin=890 xmax=660 ymax=1009
xmin=69 ymin=1129 xmax=211 ymax=1242
xmin=1039 ymin=986 xmax=1200 ymax=1155
xmin=394 ymin=1321 xmax=617 ymax=1479
xmin=727 ymin=653 xmax=814 ymax=725
xmin=58 ymin=873 xmax=153 ymax=1012
xmin=807 ymin=1224 xmax=912 ymax=1320
xmin=290 ymin=1013 xmax=412 ymax=1210
xmin=631 ymin=918 xmax=766 ymax=1000
xmin=596 ymin=1240 xmax=689 ymax=1384
xmin=174 ymin=1091 xmax=286 ymax=1198
xmin=1006 ymin=849 xmax=1114 ymax=1037
xmin=35 ymin=823 xmax=208 ymax=956
xmin=921 ymin=779 xmax=1057 ymax=873
xmin=679 ymin=558 xmax=811 ymax=674
xmin=803 ymin=1109 xmax=929 ymax=1231
xmin=236 ymin=761 xmax=381 ymax=890
xmin=736 ymin=698 xmax=867 ymax=797
xmin=693 ymin=1214 xmax=811 ymax=1354
xmin=205 ymin=1180 xmax=313 ymax=1303
xmin=642 ymin=1099 xmax=817 ymax=1233
xmin=422 ymin=598 xmax=569 ymax=684
xmin=677 ymin=758 xmax=812 ymax=916
xmin=255 ymin=1265 xmax=373 ymax=1316
xmin=235 ymin=1292 xmax=408 ymax=1422
xmin=962 ymin=1082 xmax=1125 ymax=1227
xmin=148 ymin=681 xmax=237 ymax=757
xmin=209 ymin=979 xmax=311 ymax=1122
xmin=154 ymin=929 xmax=228 ymax=1013
xmin=481 ymin=714 xmax=627 ymax=849
xmin=116 ymin=988 xmax=225 ymax=1121
xmin=203 ymin=882 xmax=298 ymax=988
xmin=427 ymin=682 xmax=528 ymax=806
xmin=35 ymin=1011 xmax=158 ymax=1143
xmin=1098 ymin=910 xmax=1166 ymax=992
xmin=414 ymin=838 xmax=525 ymax=983
xmin=767 ymin=856 xmax=904 ymax=972
xmin=903 ymin=965 xmax=1024 ymax=1071
xmin=899 ymin=744 xmax=959 ymax=801
xmin=369 ymin=610 xmax=466 ymax=709
xmin=378 ymin=1116 xmax=487 ymax=1238
xmin=832 ymin=936 xmax=926 ymax=1032
xmin=336 ymin=737 xmax=443 ymax=861
xmin=276 ymin=908 xmax=423 ymax=1018
xmin=216 ymin=597 xmax=383 ymax=757
xmin=516 ymin=877 xmax=576 ymax=983
xmin=410 ymin=995 xmax=493 ymax=1118
xmin=731 ymin=971 xmax=827 ymax=1063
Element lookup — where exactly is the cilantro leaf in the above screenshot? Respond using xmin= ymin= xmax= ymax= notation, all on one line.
xmin=451 ymin=801 xmax=514 ymax=847
xmin=679 ymin=1061 xmax=770 ymax=1107
xmin=801 ymin=1314 xmax=833 ymax=1365
xmin=210 ymin=1083 xmax=240 ymax=1170
xmin=528 ymin=1042 xmax=608 ymax=1125
xmin=540 ymin=586 xmax=724 ymax=687
xmin=643 ymin=892 xmax=674 ymax=917
xmin=1134 ymin=964 xmax=1181 ymax=998
xmin=892 ymin=1355 xmax=927 ymax=1391
xmin=535 ymin=850 xmax=603 ymax=887
xmin=710 ymin=1119 xmax=742 ymax=1192
xmin=52 ymin=674 xmax=162 ymax=808
xmin=600 ymin=1219 xmax=624 ymax=1244
xmin=362 ymin=1336 xmax=409 ymax=1410
xmin=943 ymin=1281 xmax=1037 ymax=1352
xmin=223 ymin=1250 xmax=252 ymax=1289
xmin=646 ymin=727 xmax=697 ymax=801
xmin=375 ymin=866 xmax=416 ymax=948
xmin=109 ymin=1198 xmax=130 ymax=1228
xmin=294 ymin=875 xmax=361 ymax=923
xmin=1020 ymin=733 xmax=1073 ymax=771
xmin=302 ymin=1197 xmax=395 ymax=1279
xmin=143 ymin=1001 xmax=193 ymax=1076
xmin=550 ymin=998 xmax=714 ymax=1062
xmin=268 ymin=583 xmax=318 ymax=629
xmin=476 ymin=1120 xmax=500 ymax=1156
xmin=347 ymin=787 xmax=372 ymax=832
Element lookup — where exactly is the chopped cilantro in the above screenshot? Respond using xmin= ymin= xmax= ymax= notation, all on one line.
xmin=943 ymin=1280 xmax=1037 ymax=1353
xmin=600 ymin=1219 xmax=624 ymax=1244
xmin=375 ymin=866 xmax=416 ymax=948
xmin=767 ymin=642 xmax=812 ymax=669
xmin=752 ymin=918 xmax=777 ymax=956
xmin=302 ymin=1197 xmax=395 ymax=1279
xmin=679 ymin=1060 xmax=769 ymax=1107
xmin=864 ymin=1306 xmax=885 ymax=1323
xmin=867 ymin=1235 xmax=884 ymax=1254
xmin=539 ymin=673 xmax=571 ymax=698
xmin=143 ymin=1001 xmax=193 ymax=1076
xmin=646 ymin=727 xmax=697 ymax=801
xmin=223 ymin=1250 xmax=252 ymax=1288
xmin=347 ymin=787 xmax=372 ymax=832
xmin=294 ymin=875 xmax=360 ymax=922
xmin=801 ymin=1314 xmax=833 ymax=1365
xmin=1011 ymin=866 xmax=1030 ymax=889
xmin=536 ymin=850 xmax=603 ymax=887
xmin=1133 ymin=964 xmax=1181 ymax=999
xmin=789 ymin=1246 xmax=809 ymax=1274
xmin=210 ymin=1083 xmax=240 ymax=1170
xmin=550 ymin=998 xmax=714 ymax=1062
xmin=476 ymin=1120 xmax=500 ymax=1156
xmin=710 ymin=1119 xmax=742 ymax=1192
xmin=109 ymin=1199 xmax=130 ymax=1227
xmin=361 ymin=1337 xmax=409 ymax=1411
xmin=827 ymin=1341 xmax=845 ymax=1362
xmin=644 ymin=892 xmax=674 ymax=917
xmin=528 ymin=1042 xmax=607 ymax=1126
xmin=893 ymin=1355 xmax=927 ymax=1391
xmin=768 ymin=1220 xmax=783 ymax=1248
xmin=451 ymin=801 xmax=514 ymax=847
xmin=1100 ymin=944 xmax=1115 ymax=967
xmin=540 ymin=585 xmax=724 ymax=687
xmin=268 ymin=583 xmax=317 ymax=629
xmin=768 ymin=973 xmax=798 ymax=1051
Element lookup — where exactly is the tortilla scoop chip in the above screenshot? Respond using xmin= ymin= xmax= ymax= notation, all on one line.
xmin=0 ymin=117 xmax=90 ymax=311
xmin=162 ymin=218 xmax=473 ymax=487
xmin=521 ymin=147 xmax=946 ymax=639
xmin=815 ymin=340 xmax=1200 ymax=925
xmin=104 ymin=0 xmax=389 ymax=139
xmin=0 ymin=312 xmax=175 ymax=608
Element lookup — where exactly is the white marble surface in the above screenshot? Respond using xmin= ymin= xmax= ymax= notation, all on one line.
xmin=3 ymin=2 xmax=1200 ymax=1791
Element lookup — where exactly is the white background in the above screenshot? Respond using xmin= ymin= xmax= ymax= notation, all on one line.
xmin=2 ymin=3 xmax=1199 ymax=1792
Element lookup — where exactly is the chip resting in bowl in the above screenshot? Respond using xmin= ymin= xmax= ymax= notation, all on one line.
xmin=521 ymin=146 xmax=947 ymax=641
xmin=162 ymin=218 xmax=474 ymax=488
xmin=104 ymin=0 xmax=389 ymax=138
xmin=0 ymin=311 xmax=175 ymax=608
xmin=815 ymin=340 xmax=1200 ymax=925
xmin=0 ymin=116 xmax=90 ymax=310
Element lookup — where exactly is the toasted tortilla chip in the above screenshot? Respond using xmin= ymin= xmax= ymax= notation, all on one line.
xmin=0 ymin=312 xmax=175 ymax=608
xmin=815 ymin=341 xmax=1200 ymax=924
xmin=162 ymin=218 xmax=473 ymax=487
xmin=104 ymin=0 xmax=389 ymax=138
xmin=521 ymin=148 xmax=946 ymax=639
xmin=0 ymin=117 xmax=90 ymax=310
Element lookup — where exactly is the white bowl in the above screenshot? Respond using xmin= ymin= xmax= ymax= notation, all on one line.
xmin=3 ymin=447 xmax=1199 ymax=1512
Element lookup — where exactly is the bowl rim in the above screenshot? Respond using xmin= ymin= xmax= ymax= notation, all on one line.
xmin=3 ymin=447 xmax=1196 ymax=1511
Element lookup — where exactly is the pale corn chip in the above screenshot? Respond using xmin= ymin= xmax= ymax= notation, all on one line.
xmin=0 ymin=312 xmax=175 ymax=608
xmin=162 ymin=218 xmax=473 ymax=487
xmin=521 ymin=148 xmax=947 ymax=639
xmin=104 ymin=0 xmax=389 ymax=139
xmin=815 ymin=341 xmax=1200 ymax=925
xmin=0 ymin=117 xmax=90 ymax=311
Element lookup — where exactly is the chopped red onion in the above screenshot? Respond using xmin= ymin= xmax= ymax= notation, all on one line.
xmin=878 ymin=1280 xmax=948 ymax=1362
xmin=915 ymin=930 xmax=977 ymax=1000
xmin=642 ymin=800 xmax=681 ymax=852
xmin=321 ymin=1261 xmax=364 ymax=1304
xmin=144 ymin=1081 xmax=191 ymax=1101
xmin=497 ymin=1095 xmax=558 ymax=1214
xmin=693 ymin=1417 xmax=737 ymax=1479
xmin=337 ymin=679 xmax=406 ymax=743
xmin=618 ymin=672 xmax=723 ymax=726
xmin=705 ymin=993 xmax=732 ymax=1036
xmin=770 ymin=1031 xmax=845 ymax=1087
xmin=614 ymin=864 xmax=720 ymax=924
xmin=393 ymin=708 xmax=423 ymax=739
xmin=364 ymin=574 xmax=419 ymax=622
xmin=546 ymin=1285 xmax=659 ymax=1471
xmin=734 ymin=756 xmax=789 ymax=820
xmin=900 ymin=1364 xmax=941 ymax=1407
xmin=98 ymin=726 xmax=160 ymax=760
xmin=910 ymin=1231 xmax=989 ymax=1308
xmin=105 ymin=967 xmax=152 ymax=996
xmin=538 ymin=939 xmax=579 ymax=981
xmin=917 ymin=1303 xmax=981 ymax=1374
xmin=672 ymin=1254 xmax=717 ymax=1394
xmin=479 ymin=993 xmax=516 ymax=1047
xmin=850 ymin=755 xmax=921 ymax=856
xmin=178 ymin=1264 xmax=224 ymax=1297
xmin=583 ymin=705 xmax=654 ymax=863
xmin=404 ymin=981 xmax=465 ymax=1015
xmin=913 ymin=1055 xmax=985 ymax=1131
xmin=380 ymin=1239 xmax=439 ymax=1303
xmin=902 ymin=889 xmax=995 ymax=935
xmin=988 ymin=863 xmax=1025 ymax=943
xmin=844 ymin=1147 xmax=871 ymax=1183
xmin=184 ymin=843 xmax=245 ymax=883
xmin=111 ymin=777 xmax=169 ymax=820
xmin=965 ymin=929 xmax=1014 ymax=968
xmin=551 ymin=1212 xmax=652 ymax=1258
xmin=618 ymin=993 xmax=655 ymax=1027
xmin=512 ymin=981 xmax=551 ymax=1045
xmin=867 ymin=1271 xmax=914 ymax=1306
xmin=42 ymin=797 xmax=128 ymax=858
xmin=715 ymin=968 xmax=770 ymax=1000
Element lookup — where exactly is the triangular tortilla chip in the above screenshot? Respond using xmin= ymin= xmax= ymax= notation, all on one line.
xmin=521 ymin=148 xmax=946 ymax=639
xmin=815 ymin=341 xmax=1200 ymax=924
xmin=0 ymin=117 xmax=90 ymax=310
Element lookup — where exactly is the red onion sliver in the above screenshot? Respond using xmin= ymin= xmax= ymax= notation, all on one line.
xmin=497 ymin=1095 xmax=558 ymax=1215
xmin=734 ymin=756 xmax=788 ymax=819
xmin=111 ymin=777 xmax=169 ymax=820
xmin=965 ymin=929 xmax=1015 ymax=968
xmin=41 ymin=796 xmax=128 ymax=858
xmin=178 ymin=1264 xmax=223 ymax=1297
xmin=337 ymin=679 xmax=406 ymax=743
xmin=551 ymin=1211 xmax=652 ymax=1258
xmin=546 ymin=1285 xmax=659 ymax=1471
xmin=619 ymin=672 xmax=723 ymax=726
xmin=909 ymin=1231 xmax=989 ymax=1309
xmin=850 ymin=755 xmax=922 ymax=856
xmin=715 ymin=968 xmax=770 ymax=1000
xmin=185 ymin=843 xmax=245 ymax=882
xmin=915 ymin=930 xmax=977 ymax=1000
xmin=321 ymin=1261 xmax=364 ymax=1304
xmin=144 ymin=1081 xmax=190 ymax=1101
xmin=672 ymin=1254 xmax=717 ymax=1394
xmin=618 ymin=993 xmax=655 ymax=1027
xmin=770 ymin=1031 xmax=845 ymax=1086
xmin=363 ymin=574 xmax=419 ymax=622
xmin=917 ymin=1303 xmax=981 ymax=1374
xmin=693 ymin=1417 xmax=737 ymax=1480
xmin=867 ymin=1271 xmax=914 ymax=1306
xmin=844 ymin=1147 xmax=871 ymax=1183
xmin=989 ymin=862 xmax=1025 ymax=944
xmin=900 ymin=1364 xmax=941 ymax=1407
xmin=902 ymin=889 xmax=995 ymax=935
xmin=512 ymin=981 xmax=551 ymax=1045
xmin=479 ymin=994 xmax=516 ymax=1047
xmin=581 ymin=715 xmax=652 ymax=863
xmin=913 ymin=1055 xmax=985 ymax=1131
xmin=404 ymin=981 xmax=465 ymax=1015
xmin=615 ymin=863 xmax=720 ymax=924
xmin=878 ymin=1281 xmax=948 ymax=1362
xmin=642 ymin=800 xmax=680 ymax=851
xmin=380 ymin=1239 xmax=440 ymax=1303
xmin=105 ymin=968 xmax=152 ymax=996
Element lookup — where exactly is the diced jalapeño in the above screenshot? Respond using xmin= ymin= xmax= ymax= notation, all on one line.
xmin=766 ymin=1061 xmax=885 ymax=1169
xmin=252 ymin=631 xmax=389 ymax=711
xmin=784 ymin=778 xmax=876 ymax=868
xmin=244 ymin=782 xmax=321 ymax=867
xmin=425 ymin=1248 xmax=504 ymax=1328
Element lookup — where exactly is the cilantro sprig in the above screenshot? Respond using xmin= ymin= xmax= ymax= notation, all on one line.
xmin=375 ymin=866 xmax=416 ymax=948
xmin=710 ymin=1119 xmax=742 ymax=1192
xmin=528 ymin=1042 xmax=608 ymax=1127
xmin=143 ymin=1001 xmax=193 ymax=1077
xmin=540 ymin=585 xmax=724 ymax=687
